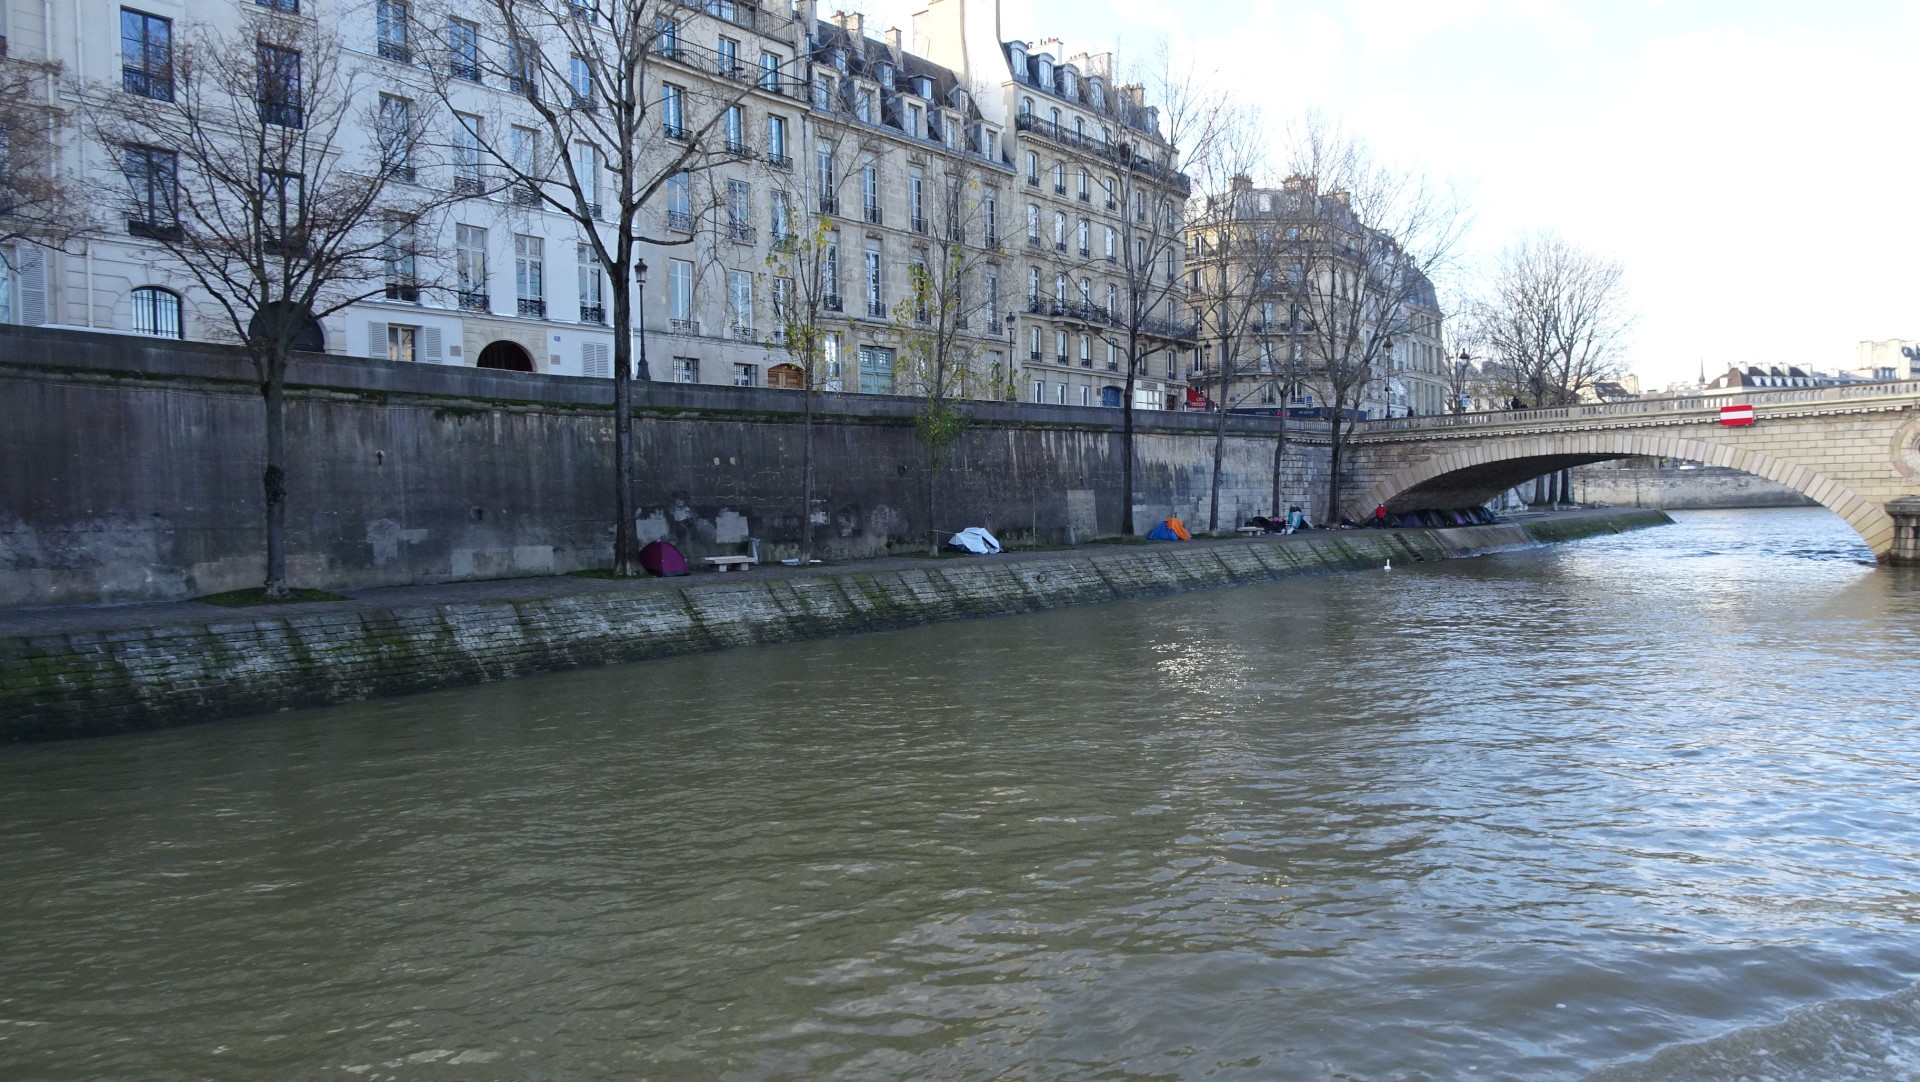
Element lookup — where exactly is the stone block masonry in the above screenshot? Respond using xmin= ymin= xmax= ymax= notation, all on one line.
xmin=0 ymin=510 xmax=1671 ymax=742
xmin=0 ymin=325 xmax=1329 ymax=607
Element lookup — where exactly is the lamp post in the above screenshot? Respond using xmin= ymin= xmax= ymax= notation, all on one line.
xmin=1453 ymin=349 xmax=1473 ymax=414
xmin=635 ymin=259 xmax=650 ymax=381
xmin=1004 ymin=312 xmax=1017 ymax=400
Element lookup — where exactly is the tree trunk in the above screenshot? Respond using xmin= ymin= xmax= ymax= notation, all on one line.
xmin=1121 ymin=335 xmax=1138 ymax=535
xmin=1325 ymin=409 xmax=1345 ymax=526
xmin=261 ymin=363 xmax=288 ymax=598
xmin=1270 ymin=406 xmax=1288 ymax=519
xmin=927 ymin=445 xmax=940 ymax=556
xmin=1208 ymin=388 xmax=1229 ymax=534
xmin=611 ymin=289 xmax=640 ymax=577
xmin=800 ymin=385 xmax=815 ymax=565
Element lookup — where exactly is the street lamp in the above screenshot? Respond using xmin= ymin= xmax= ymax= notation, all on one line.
xmin=1454 ymin=349 xmax=1473 ymax=414
xmin=635 ymin=258 xmax=650 ymax=382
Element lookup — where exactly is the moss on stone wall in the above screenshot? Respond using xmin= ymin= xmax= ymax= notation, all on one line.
xmin=0 ymin=512 xmax=1672 ymax=743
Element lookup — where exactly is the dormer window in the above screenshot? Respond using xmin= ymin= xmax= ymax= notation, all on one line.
xmin=1036 ymin=57 xmax=1053 ymax=86
xmin=875 ymin=61 xmax=893 ymax=85
xmin=916 ymin=76 xmax=934 ymax=97
xmin=832 ymin=49 xmax=847 ymax=72
xmin=1062 ymin=70 xmax=1076 ymax=98
xmin=1009 ymin=43 xmax=1027 ymax=79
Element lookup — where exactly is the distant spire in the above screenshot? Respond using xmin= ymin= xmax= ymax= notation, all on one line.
xmin=1698 ymin=357 xmax=1705 ymax=383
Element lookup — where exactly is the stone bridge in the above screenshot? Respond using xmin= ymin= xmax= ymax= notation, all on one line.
xmin=1346 ymin=382 xmax=1920 ymax=563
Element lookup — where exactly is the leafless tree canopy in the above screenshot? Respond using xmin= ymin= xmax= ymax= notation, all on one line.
xmin=0 ymin=54 xmax=86 ymax=263
xmin=1473 ymin=231 xmax=1631 ymax=408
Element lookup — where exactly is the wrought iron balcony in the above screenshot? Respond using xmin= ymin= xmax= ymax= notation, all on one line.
xmin=458 ymin=290 xmax=489 ymax=312
xmin=669 ymin=317 xmax=700 ymax=334
xmin=579 ymin=304 xmax=605 ymax=324
xmin=518 ymin=297 xmax=546 ymax=318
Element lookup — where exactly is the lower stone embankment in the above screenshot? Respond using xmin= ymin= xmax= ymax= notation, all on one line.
xmin=0 ymin=510 xmax=1670 ymax=742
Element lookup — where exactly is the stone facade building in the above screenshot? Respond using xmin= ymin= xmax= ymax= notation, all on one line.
xmin=1 ymin=0 xmax=1190 ymax=406
xmin=1184 ymin=175 xmax=1446 ymax=420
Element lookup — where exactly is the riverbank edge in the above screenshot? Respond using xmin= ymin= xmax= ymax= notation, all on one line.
xmin=0 ymin=510 xmax=1671 ymax=742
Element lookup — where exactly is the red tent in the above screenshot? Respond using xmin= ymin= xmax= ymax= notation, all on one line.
xmin=639 ymin=540 xmax=689 ymax=577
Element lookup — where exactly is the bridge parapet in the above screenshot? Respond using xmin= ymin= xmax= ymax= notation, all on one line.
xmin=1357 ymin=381 xmax=1920 ymax=439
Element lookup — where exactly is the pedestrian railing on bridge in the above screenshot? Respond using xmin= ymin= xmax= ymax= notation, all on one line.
xmin=1358 ymin=381 xmax=1920 ymax=434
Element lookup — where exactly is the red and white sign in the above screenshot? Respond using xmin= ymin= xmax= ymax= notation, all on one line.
xmin=1719 ymin=404 xmax=1755 ymax=426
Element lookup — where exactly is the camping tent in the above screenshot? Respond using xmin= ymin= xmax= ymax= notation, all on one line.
xmin=947 ymin=527 xmax=1003 ymax=555
xmin=1145 ymin=517 xmax=1191 ymax=541
xmin=638 ymin=540 xmax=689 ymax=577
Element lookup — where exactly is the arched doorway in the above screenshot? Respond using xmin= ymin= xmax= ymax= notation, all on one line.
xmin=247 ymin=301 xmax=325 ymax=353
xmin=767 ymin=363 xmax=805 ymax=390
xmin=477 ymin=340 xmax=535 ymax=372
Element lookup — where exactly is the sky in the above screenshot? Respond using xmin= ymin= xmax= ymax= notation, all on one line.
xmin=846 ymin=0 xmax=1920 ymax=390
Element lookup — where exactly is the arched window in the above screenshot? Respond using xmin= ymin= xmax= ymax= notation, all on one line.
xmin=1049 ymin=107 xmax=1060 ymax=128
xmin=1020 ymin=97 xmax=1033 ymax=117
xmin=131 ymin=287 xmax=183 ymax=338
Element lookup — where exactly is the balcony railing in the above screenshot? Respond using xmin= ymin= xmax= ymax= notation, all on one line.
xmin=823 ymin=293 xmax=842 ymax=312
xmin=768 ymin=152 xmax=792 ymax=171
xmin=384 ymin=282 xmax=420 ymax=303
xmin=819 ymin=194 xmax=838 ymax=214
xmin=510 ymin=185 xmax=540 ymax=207
xmin=911 ymin=215 xmax=927 ymax=234
xmin=126 ymin=217 xmax=181 ymax=241
xmin=378 ymin=41 xmax=410 ymax=64
xmin=579 ymin=304 xmax=605 ymax=324
xmin=866 ymin=299 xmax=886 ymax=318
xmin=1015 ymin=113 xmax=1193 ymax=196
xmin=518 ymin=297 xmax=546 ymax=318
xmin=863 ymin=204 xmax=883 ymax=225
xmin=669 ymin=317 xmax=700 ymax=334
xmin=729 ymin=323 xmax=756 ymax=342
xmin=454 ymin=174 xmax=485 ymax=197
xmin=663 ymin=122 xmax=688 ymax=141
xmin=728 ymin=222 xmax=756 ymax=243
xmin=725 ymin=138 xmax=753 ymax=158
xmin=458 ymin=290 xmax=489 ymax=312
xmin=668 ymin=210 xmax=693 ymax=232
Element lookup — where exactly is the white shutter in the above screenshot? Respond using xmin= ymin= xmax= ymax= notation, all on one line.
xmin=582 ymin=342 xmax=610 ymax=378
xmin=17 ymin=247 xmax=47 ymax=326
xmin=420 ymin=326 xmax=443 ymax=363
xmin=366 ymin=321 xmax=389 ymax=359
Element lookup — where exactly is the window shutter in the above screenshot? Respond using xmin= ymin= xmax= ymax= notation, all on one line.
xmin=582 ymin=342 xmax=610 ymax=378
xmin=366 ymin=321 xmax=389 ymax=359
xmin=17 ymin=247 xmax=47 ymax=326
xmin=420 ymin=327 xmax=442 ymax=363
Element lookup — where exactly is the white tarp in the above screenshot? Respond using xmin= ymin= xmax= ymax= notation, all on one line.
xmin=947 ymin=527 xmax=1003 ymax=555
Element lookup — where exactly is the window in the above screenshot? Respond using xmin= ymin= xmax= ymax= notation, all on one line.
xmin=760 ymin=51 xmax=781 ymax=92
xmin=257 ymin=0 xmax=298 ymax=12
xmin=672 ymin=356 xmax=700 ymax=383
xmin=724 ymin=104 xmax=746 ymax=152
xmin=770 ymin=190 xmax=791 ymax=242
xmin=908 ymin=170 xmax=924 ymax=232
xmin=455 ymin=225 xmax=488 ymax=309
xmin=1026 ymin=204 xmax=1039 ymax=242
xmin=120 ymin=9 xmax=173 ymax=100
xmin=767 ymin=115 xmax=788 ymax=165
xmin=984 ymin=269 xmax=999 ymax=325
xmin=654 ymin=15 xmax=678 ymax=57
xmin=816 ymin=143 xmax=836 ymax=211
xmin=1027 ymin=267 xmax=1040 ymax=302
xmin=1052 ymin=162 xmax=1065 ymax=193
xmin=733 ymin=362 xmax=758 ymax=386
xmin=662 ymin=84 xmax=685 ymax=138
xmin=1077 ymin=219 xmax=1089 ymax=256
xmin=1104 ymin=176 xmax=1116 ymax=207
xmin=384 ymin=218 xmax=417 ymax=300
xmin=1055 ymin=330 xmax=1067 ymax=363
xmin=726 ymin=179 xmax=752 ymax=241
xmin=728 ymin=271 xmax=753 ymax=336
xmin=377 ymin=1 xmax=410 ymax=63
xmin=1077 ymin=169 xmax=1089 ymax=200
xmin=864 ymin=244 xmax=883 ymax=316
xmin=129 ymin=287 xmax=182 ymax=338
xmin=1032 ymin=379 xmax=1044 ymax=403
xmin=509 ymin=37 xmax=538 ymax=98
xmin=1081 ymin=386 xmax=1091 ymax=406
xmin=1028 ymin=326 xmax=1041 ymax=360
xmin=668 ymin=259 xmax=694 ymax=324
xmin=256 ymin=44 xmax=302 ymax=128
xmin=514 ymin=235 xmax=544 ymax=317
xmin=377 ymin=95 xmax=413 ymax=180
xmin=856 ymin=88 xmax=873 ymax=123
xmin=1105 ymin=283 xmax=1117 ymax=313
xmin=453 ymin=113 xmax=483 ymax=194
xmin=1079 ymin=334 xmax=1090 ymax=366
xmin=813 ymin=73 xmax=832 ymax=110
xmin=1057 ymin=383 xmax=1066 ymax=405
xmin=122 ymin=145 xmax=177 ymax=236
xmin=573 ymin=143 xmax=600 ymax=214
xmin=1053 ymin=212 xmax=1065 ymax=250
xmin=1104 ymin=225 xmax=1116 ymax=261
xmin=717 ymin=36 xmax=739 ymax=78
xmin=448 ymin=17 xmax=480 ymax=81
xmin=1078 ymin=277 xmax=1091 ymax=304
xmin=509 ymin=126 xmax=539 ymax=203
xmin=1026 ymin=151 xmax=1038 ymax=184
xmin=771 ymin=276 xmax=792 ymax=320
xmin=387 ymin=324 xmax=417 ymax=363
xmin=570 ymin=56 xmax=595 ymax=110
xmin=261 ymin=169 xmax=304 ymax=250
xmin=983 ymin=188 xmax=998 ymax=246
xmin=666 ymin=172 xmax=691 ymax=231
xmin=1107 ymin=342 xmax=1118 ymax=371
xmin=907 ymin=103 xmax=922 ymax=138
xmin=1054 ymin=273 xmax=1067 ymax=302
xmin=862 ymin=164 xmax=879 ymax=222
xmin=577 ymin=244 xmax=604 ymax=323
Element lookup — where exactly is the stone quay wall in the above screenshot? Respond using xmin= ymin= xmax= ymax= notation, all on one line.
xmin=1570 ymin=464 xmax=1819 ymax=509
xmin=0 ymin=510 xmax=1673 ymax=742
xmin=0 ymin=326 xmax=1330 ymax=607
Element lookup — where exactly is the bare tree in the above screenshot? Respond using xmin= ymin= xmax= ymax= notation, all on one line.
xmin=0 ymin=52 xmax=86 ymax=265
xmin=1185 ymin=107 xmax=1295 ymax=533
xmin=763 ymin=200 xmax=850 ymax=566
xmin=420 ymin=0 xmax=780 ymax=576
xmin=888 ymin=159 xmax=1004 ymax=553
xmin=1475 ymin=230 xmax=1631 ymax=409
xmin=87 ymin=10 xmax=445 ymax=597
xmin=1278 ymin=118 xmax=1461 ymax=523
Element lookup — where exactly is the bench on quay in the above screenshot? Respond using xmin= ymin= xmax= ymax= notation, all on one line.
xmin=701 ymin=555 xmax=757 ymax=572
xmin=1234 ymin=526 xmax=1266 ymax=536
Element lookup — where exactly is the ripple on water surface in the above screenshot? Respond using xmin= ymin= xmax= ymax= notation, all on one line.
xmin=2 ymin=508 xmax=1920 ymax=1080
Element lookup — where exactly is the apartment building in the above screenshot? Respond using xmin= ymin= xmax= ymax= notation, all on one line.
xmin=1185 ymin=174 xmax=1446 ymax=419
xmin=2 ymin=0 xmax=1190 ymax=406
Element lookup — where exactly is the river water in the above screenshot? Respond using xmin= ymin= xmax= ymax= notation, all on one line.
xmin=4 ymin=507 xmax=1920 ymax=1081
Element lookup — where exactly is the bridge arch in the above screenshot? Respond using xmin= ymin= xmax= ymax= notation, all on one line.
xmin=1360 ymin=431 xmax=1895 ymax=557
